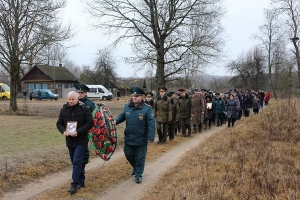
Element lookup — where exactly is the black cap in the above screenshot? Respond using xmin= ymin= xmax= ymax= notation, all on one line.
xmin=75 ymin=83 xmax=90 ymax=92
xmin=167 ymin=91 xmax=175 ymax=97
xmin=201 ymin=89 xmax=206 ymax=92
xmin=215 ymin=92 xmax=220 ymax=96
xmin=158 ymin=86 xmax=167 ymax=92
xmin=193 ymin=88 xmax=199 ymax=92
xmin=131 ymin=87 xmax=145 ymax=95
xmin=178 ymin=88 xmax=185 ymax=92
xmin=145 ymin=92 xmax=153 ymax=97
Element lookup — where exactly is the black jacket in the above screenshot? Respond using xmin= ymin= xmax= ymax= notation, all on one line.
xmin=56 ymin=101 xmax=94 ymax=147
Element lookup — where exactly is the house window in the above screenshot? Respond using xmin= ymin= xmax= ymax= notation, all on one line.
xmin=62 ymin=84 xmax=65 ymax=89
xmin=43 ymin=84 xmax=48 ymax=89
xmin=29 ymin=84 xmax=34 ymax=92
xmin=36 ymin=84 xmax=41 ymax=90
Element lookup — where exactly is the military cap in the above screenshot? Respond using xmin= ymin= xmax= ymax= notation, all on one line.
xmin=167 ymin=91 xmax=175 ymax=97
xmin=158 ymin=86 xmax=167 ymax=92
xmin=208 ymin=90 xmax=213 ymax=94
xmin=193 ymin=88 xmax=199 ymax=92
xmin=145 ymin=92 xmax=153 ymax=97
xmin=178 ymin=88 xmax=185 ymax=92
xmin=201 ymin=89 xmax=206 ymax=92
xmin=215 ymin=92 xmax=220 ymax=96
xmin=131 ymin=87 xmax=145 ymax=96
xmin=75 ymin=83 xmax=90 ymax=92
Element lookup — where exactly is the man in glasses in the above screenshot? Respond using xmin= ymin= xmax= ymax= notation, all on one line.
xmin=114 ymin=87 xmax=155 ymax=184
xmin=74 ymin=83 xmax=96 ymax=189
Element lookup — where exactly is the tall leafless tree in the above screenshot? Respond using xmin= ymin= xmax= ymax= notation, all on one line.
xmin=255 ymin=9 xmax=285 ymax=98
xmin=272 ymin=0 xmax=300 ymax=86
xmin=86 ymin=0 xmax=225 ymax=86
xmin=0 ymin=0 xmax=72 ymax=111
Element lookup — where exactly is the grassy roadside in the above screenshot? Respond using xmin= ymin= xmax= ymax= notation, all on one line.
xmin=142 ymin=98 xmax=300 ymax=199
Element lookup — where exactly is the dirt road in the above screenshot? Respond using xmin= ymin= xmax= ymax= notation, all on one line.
xmin=2 ymin=126 xmax=223 ymax=200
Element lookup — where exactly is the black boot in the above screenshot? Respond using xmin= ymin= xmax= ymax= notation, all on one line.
xmin=187 ymin=125 xmax=192 ymax=136
xmin=157 ymin=129 xmax=163 ymax=144
xmin=204 ymin=122 xmax=207 ymax=129
xmin=199 ymin=124 xmax=202 ymax=133
xmin=193 ymin=124 xmax=197 ymax=133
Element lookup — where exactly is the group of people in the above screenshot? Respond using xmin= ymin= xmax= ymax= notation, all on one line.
xmin=56 ymin=83 xmax=271 ymax=195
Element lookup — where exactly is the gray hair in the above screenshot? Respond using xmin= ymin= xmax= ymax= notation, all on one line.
xmin=68 ymin=91 xmax=79 ymax=99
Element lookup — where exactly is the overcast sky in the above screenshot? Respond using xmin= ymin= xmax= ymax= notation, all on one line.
xmin=63 ymin=0 xmax=272 ymax=77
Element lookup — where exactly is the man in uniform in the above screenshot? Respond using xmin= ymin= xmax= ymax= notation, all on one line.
xmin=192 ymin=88 xmax=204 ymax=133
xmin=75 ymin=83 xmax=96 ymax=184
xmin=115 ymin=87 xmax=155 ymax=183
xmin=154 ymin=86 xmax=172 ymax=144
xmin=144 ymin=91 xmax=154 ymax=109
xmin=167 ymin=91 xmax=180 ymax=140
xmin=177 ymin=88 xmax=194 ymax=137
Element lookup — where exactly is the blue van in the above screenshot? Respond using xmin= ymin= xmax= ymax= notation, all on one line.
xmin=33 ymin=89 xmax=59 ymax=100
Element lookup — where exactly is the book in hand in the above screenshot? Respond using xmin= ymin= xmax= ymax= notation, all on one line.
xmin=66 ymin=121 xmax=77 ymax=135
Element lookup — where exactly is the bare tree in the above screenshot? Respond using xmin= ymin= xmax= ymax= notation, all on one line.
xmin=227 ymin=47 xmax=266 ymax=90
xmin=86 ymin=0 xmax=225 ymax=86
xmin=255 ymin=9 xmax=285 ymax=97
xmin=80 ymin=49 xmax=117 ymax=88
xmin=271 ymin=0 xmax=300 ymax=86
xmin=0 ymin=0 xmax=72 ymax=111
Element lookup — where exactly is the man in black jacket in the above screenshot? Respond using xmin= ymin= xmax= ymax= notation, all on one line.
xmin=56 ymin=91 xmax=94 ymax=194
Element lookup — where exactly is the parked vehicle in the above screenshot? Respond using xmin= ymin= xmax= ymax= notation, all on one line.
xmin=0 ymin=83 xmax=11 ymax=100
xmin=86 ymin=85 xmax=113 ymax=100
xmin=33 ymin=89 xmax=59 ymax=100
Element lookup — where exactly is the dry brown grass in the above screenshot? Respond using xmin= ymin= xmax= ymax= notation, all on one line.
xmin=141 ymin=98 xmax=300 ymax=200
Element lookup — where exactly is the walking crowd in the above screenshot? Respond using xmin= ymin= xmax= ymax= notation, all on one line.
xmin=56 ymin=83 xmax=271 ymax=195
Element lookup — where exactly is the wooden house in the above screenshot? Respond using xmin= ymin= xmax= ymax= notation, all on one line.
xmin=20 ymin=64 xmax=79 ymax=96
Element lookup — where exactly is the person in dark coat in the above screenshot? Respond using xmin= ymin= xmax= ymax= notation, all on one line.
xmin=115 ymin=87 xmax=155 ymax=184
xmin=56 ymin=91 xmax=94 ymax=194
xmin=203 ymin=94 xmax=214 ymax=129
xmin=177 ymin=88 xmax=194 ymax=137
xmin=214 ymin=93 xmax=225 ymax=127
xmin=167 ymin=91 xmax=180 ymax=140
xmin=75 ymin=84 xmax=96 ymax=176
xmin=226 ymin=94 xmax=238 ymax=127
xmin=252 ymin=94 xmax=260 ymax=114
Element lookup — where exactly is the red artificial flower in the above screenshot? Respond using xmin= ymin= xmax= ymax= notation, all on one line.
xmin=101 ymin=154 xmax=107 ymax=160
xmin=99 ymin=135 xmax=105 ymax=141
xmin=111 ymin=138 xmax=117 ymax=143
xmin=98 ymin=120 xmax=104 ymax=127
xmin=93 ymin=136 xmax=97 ymax=141
xmin=106 ymin=147 xmax=114 ymax=152
xmin=97 ymin=142 xmax=102 ymax=148
xmin=95 ymin=112 xmax=101 ymax=118
xmin=95 ymin=128 xmax=101 ymax=135
xmin=101 ymin=128 xmax=106 ymax=134
xmin=93 ymin=119 xmax=98 ymax=124
xmin=95 ymin=151 xmax=99 ymax=155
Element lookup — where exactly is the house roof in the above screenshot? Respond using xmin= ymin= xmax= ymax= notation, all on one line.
xmin=36 ymin=65 xmax=78 ymax=81
xmin=21 ymin=65 xmax=79 ymax=81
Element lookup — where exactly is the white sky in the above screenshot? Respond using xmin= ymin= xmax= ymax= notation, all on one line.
xmin=63 ymin=0 xmax=272 ymax=77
